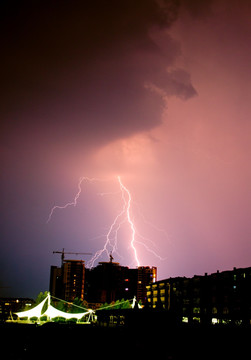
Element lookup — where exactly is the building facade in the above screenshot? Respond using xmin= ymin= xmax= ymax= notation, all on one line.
xmin=146 ymin=266 xmax=251 ymax=325
xmin=62 ymin=260 xmax=85 ymax=301
xmin=137 ymin=266 xmax=157 ymax=304
xmin=0 ymin=297 xmax=34 ymax=321
xmin=50 ymin=259 xmax=85 ymax=302
xmin=49 ymin=266 xmax=62 ymax=298
xmin=85 ymin=261 xmax=131 ymax=305
xmin=85 ymin=261 xmax=157 ymax=306
xmin=50 ymin=257 xmax=156 ymax=306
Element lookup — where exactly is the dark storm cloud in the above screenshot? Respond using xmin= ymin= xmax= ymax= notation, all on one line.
xmin=180 ymin=0 xmax=213 ymax=18
xmin=1 ymin=0 xmax=250 ymax=297
xmin=1 ymin=0 xmax=220 ymax=297
xmin=1 ymin=0 xmax=197 ymax=149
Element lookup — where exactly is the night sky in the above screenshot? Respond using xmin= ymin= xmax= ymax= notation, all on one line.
xmin=1 ymin=0 xmax=251 ymax=298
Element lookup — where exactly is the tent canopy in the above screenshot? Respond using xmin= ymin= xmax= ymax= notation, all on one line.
xmin=15 ymin=293 xmax=92 ymax=320
xmin=43 ymin=304 xmax=89 ymax=320
xmin=15 ymin=296 xmax=48 ymax=319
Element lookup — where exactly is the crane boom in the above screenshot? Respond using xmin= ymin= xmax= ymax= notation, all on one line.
xmin=53 ymin=248 xmax=92 ymax=265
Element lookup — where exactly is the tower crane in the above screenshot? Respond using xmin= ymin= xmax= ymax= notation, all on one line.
xmin=53 ymin=248 xmax=92 ymax=266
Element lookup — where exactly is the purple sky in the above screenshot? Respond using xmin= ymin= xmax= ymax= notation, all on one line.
xmin=1 ymin=0 xmax=251 ymax=298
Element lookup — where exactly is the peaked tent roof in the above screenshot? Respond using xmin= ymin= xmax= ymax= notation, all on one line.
xmin=43 ymin=304 xmax=89 ymax=320
xmin=15 ymin=293 xmax=92 ymax=320
xmin=15 ymin=296 xmax=48 ymax=319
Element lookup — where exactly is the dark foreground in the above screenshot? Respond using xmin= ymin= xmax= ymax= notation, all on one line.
xmin=1 ymin=321 xmax=251 ymax=360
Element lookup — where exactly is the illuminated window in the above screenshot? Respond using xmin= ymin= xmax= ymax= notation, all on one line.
xmin=193 ymin=307 xmax=200 ymax=314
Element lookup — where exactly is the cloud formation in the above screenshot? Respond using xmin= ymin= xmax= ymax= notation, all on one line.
xmin=1 ymin=0 xmax=198 ymax=151
xmin=1 ymin=0 xmax=251 ymax=297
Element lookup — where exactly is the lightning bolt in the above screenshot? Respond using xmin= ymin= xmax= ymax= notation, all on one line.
xmin=87 ymin=194 xmax=127 ymax=268
xmin=87 ymin=176 xmax=140 ymax=267
xmin=46 ymin=177 xmax=102 ymax=223
xmin=47 ymin=175 xmax=165 ymax=268
xmin=117 ymin=176 xmax=140 ymax=266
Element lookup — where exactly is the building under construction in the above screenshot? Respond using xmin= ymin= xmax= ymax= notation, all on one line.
xmin=49 ymin=251 xmax=156 ymax=306
xmin=85 ymin=260 xmax=156 ymax=306
xmin=49 ymin=249 xmax=91 ymax=302
xmin=50 ymin=259 xmax=85 ymax=302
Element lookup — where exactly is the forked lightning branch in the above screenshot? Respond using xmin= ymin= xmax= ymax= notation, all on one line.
xmin=46 ymin=175 xmax=164 ymax=267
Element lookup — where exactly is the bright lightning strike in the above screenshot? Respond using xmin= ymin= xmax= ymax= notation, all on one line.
xmin=87 ymin=195 xmax=127 ymax=268
xmin=47 ymin=175 xmax=165 ymax=268
xmin=87 ymin=176 xmax=140 ymax=267
xmin=117 ymin=176 xmax=140 ymax=266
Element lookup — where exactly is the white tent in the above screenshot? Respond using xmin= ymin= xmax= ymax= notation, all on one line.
xmin=43 ymin=304 xmax=90 ymax=320
xmin=15 ymin=293 xmax=93 ymax=321
xmin=132 ymin=296 xmax=142 ymax=309
xmin=15 ymin=296 xmax=48 ymax=319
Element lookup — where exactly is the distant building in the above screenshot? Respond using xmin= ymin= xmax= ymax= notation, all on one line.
xmin=0 ymin=297 xmax=34 ymax=321
xmin=137 ymin=266 xmax=157 ymax=304
xmin=50 ymin=259 xmax=85 ymax=302
xmin=49 ymin=266 xmax=62 ymax=298
xmin=146 ymin=266 xmax=251 ymax=325
xmin=85 ymin=260 xmax=156 ymax=306
xmin=85 ymin=261 xmax=131 ymax=305
xmin=50 ymin=255 xmax=156 ymax=306
xmin=62 ymin=259 xmax=85 ymax=301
